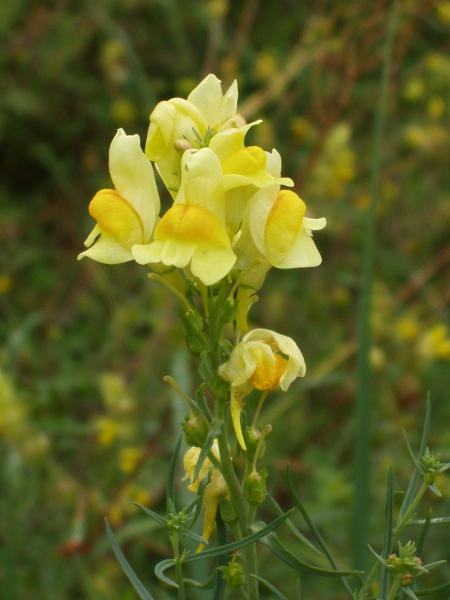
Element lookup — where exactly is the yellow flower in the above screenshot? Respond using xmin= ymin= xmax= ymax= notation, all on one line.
xmin=182 ymin=442 xmax=229 ymax=550
xmin=238 ymin=150 xmax=326 ymax=269
xmin=133 ymin=148 xmax=236 ymax=285
xmin=119 ymin=447 xmax=143 ymax=474
xmin=219 ymin=329 xmax=306 ymax=449
xmin=418 ymin=324 xmax=450 ymax=361
xmin=78 ymin=129 xmax=160 ymax=264
xmin=146 ymin=74 xmax=257 ymax=195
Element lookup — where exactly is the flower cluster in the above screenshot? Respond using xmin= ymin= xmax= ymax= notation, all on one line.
xmin=79 ymin=75 xmax=326 ymax=556
xmin=78 ymin=74 xmax=325 ymax=303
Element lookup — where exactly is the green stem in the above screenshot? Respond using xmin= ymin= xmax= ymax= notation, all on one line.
xmin=215 ymin=400 xmax=258 ymax=600
xmin=171 ymin=531 xmax=186 ymax=600
xmin=394 ymin=482 xmax=427 ymax=537
xmin=353 ymin=0 xmax=399 ymax=571
xmin=386 ymin=580 xmax=400 ymax=600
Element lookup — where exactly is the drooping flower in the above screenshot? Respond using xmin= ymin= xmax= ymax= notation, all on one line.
xmin=78 ymin=129 xmax=160 ymax=264
xmin=133 ymin=147 xmax=237 ymax=286
xmin=182 ymin=442 xmax=229 ymax=550
xmin=218 ymin=329 xmax=306 ymax=449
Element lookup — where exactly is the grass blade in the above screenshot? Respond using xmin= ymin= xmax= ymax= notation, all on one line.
xmin=353 ymin=0 xmax=400 ymax=571
xmin=379 ymin=468 xmax=394 ymax=600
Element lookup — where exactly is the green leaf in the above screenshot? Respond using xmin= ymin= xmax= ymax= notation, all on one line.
xmin=154 ymin=559 xmax=178 ymax=589
xmin=193 ymin=419 xmax=221 ymax=482
xmin=183 ymin=509 xmax=294 ymax=563
xmin=416 ymin=509 xmax=432 ymax=557
xmin=398 ymin=395 xmax=430 ymax=524
xmin=181 ymin=528 xmax=209 ymax=545
xmin=255 ymin=526 xmax=363 ymax=578
xmin=105 ymin=518 xmax=156 ymax=600
xmin=264 ymin=494 xmax=321 ymax=555
xmin=195 ymin=383 xmax=213 ymax=422
xmin=182 ymin=571 xmax=216 ymax=589
xmin=380 ymin=468 xmax=394 ymax=600
xmin=403 ymin=585 xmax=419 ymax=600
xmin=135 ymin=503 xmax=167 ymax=528
xmin=167 ymin=435 xmax=183 ymax=514
xmin=415 ymin=580 xmax=450 ymax=596
xmin=410 ymin=516 xmax=450 ymax=526
xmin=251 ymin=575 xmax=289 ymax=600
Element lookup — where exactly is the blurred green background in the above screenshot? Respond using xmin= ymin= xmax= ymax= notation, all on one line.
xmin=1 ymin=0 xmax=450 ymax=598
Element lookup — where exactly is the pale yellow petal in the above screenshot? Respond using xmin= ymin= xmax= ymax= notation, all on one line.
xmin=264 ymin=191 xmax=306 ymax=265
xmin=109 ymin=129 xmax=160 ymax=241
xmin=274 ymin=228 xmax=323 ymax=269
xmin=231 ymin=393 xmax=247 ymax=451
xmin=190 ymin=246 xmax=236 ymax=286
xmin=177 ymin=148 xmax=225 ymax=222
xmin=89 ymin=189 xmax=145 ymax=248
xmin=187 ymin=74 xmax=225 ymax=126
xmin=77 ymin=229 xmax=133 ymax=264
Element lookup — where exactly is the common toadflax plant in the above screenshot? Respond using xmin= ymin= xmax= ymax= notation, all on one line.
xmin=78 ymin=75 xmax=448 ymax=600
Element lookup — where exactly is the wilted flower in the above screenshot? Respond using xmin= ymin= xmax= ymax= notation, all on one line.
xmin=219 ymin=329 xmax=306 ymax=449
xmin=78 ymin=129 xmax=160 ymax=264
xmin=182 ymin=442 xmax=230 ymax=550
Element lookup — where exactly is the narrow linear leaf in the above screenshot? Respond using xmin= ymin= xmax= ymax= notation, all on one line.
xmin=410 ymin=516 xmax=450 ymax=526
xmin=415 ymin=580 xmax=450 ymax=596
xmin=184 ymin=509 xmax=294 ymax=563
xmin=183 ymin=571 xmax=216 ymax=589
xmin=416 ymin=509 xmax=432 ymax=557
xmin=286 ymin=466 xmax=358 ymax=594
xmin=196 ymin=383 xmax=213 ymax=422
xmin=167 ymin=435 xmax=183 ymax=514
xmin=181 ymin=528 xmax=209 ymax=545
xmin=251 ymin=575 xmax=289 ymax=600
xmin=403 ymin=586 xmax=419 ymax=600
xmin=135 ymin=503 xmax=167 ymax=528
xmin=255 ymin=525 xmax=363 ymax=578
xmin=380 ymin=468 xmax=394 ymax=600
xmin=398 ymin=396 xmax=430 ymax=524
xmin=193 ymin=419 xmax=221 ymax=482
xmin=154 ymin=559 xmax=178 ymax=588
xmin=264 ymin=494 xmax=321 ymax=555
xmin=105 ymin=518 xmax=156 ymax=600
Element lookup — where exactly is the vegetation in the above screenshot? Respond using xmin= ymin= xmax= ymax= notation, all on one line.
xmin=1 ymin=1 xmax=450 ymax=598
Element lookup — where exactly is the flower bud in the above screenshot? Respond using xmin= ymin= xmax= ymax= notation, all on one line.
xmin=243 ymin=427 xmax=266 ymax=461
xmin=218 ymin=558 xmax=245 ymax=589
xmin=243 ymin=468 xmax=268 ymax=505
xmin=218 ymin=495 xmax=239 ymax=524
xmin=182 ymin=415 xmax=209 ymax=447
xmin=184 ymin=334 xmax=205 ymax=356
xmin=179 ymin=310 xmax=204 ymax=335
